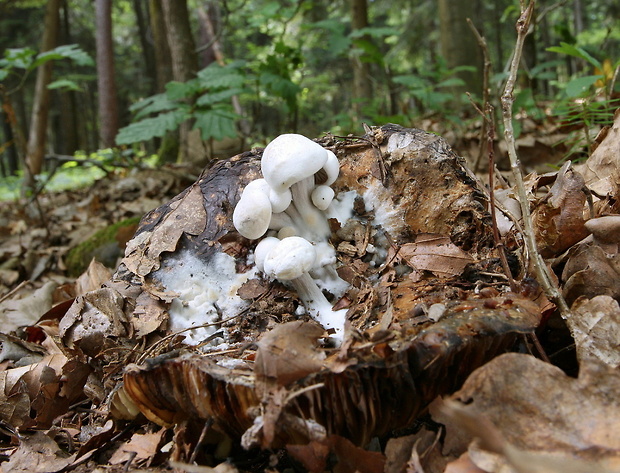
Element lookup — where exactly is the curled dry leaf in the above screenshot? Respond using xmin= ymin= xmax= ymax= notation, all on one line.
xmin=74 ymin=259 xmax=112 ymax=296
xmin=122 ymin=183 xmax=207 ymax=278
xmin=531 ymin=161 xmax=588 ymax=258
xmin=436 ymin=353 xmax=620 ymax=472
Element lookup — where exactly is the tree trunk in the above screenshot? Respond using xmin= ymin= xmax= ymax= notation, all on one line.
xmin=148 ymin=0 xmax=173 ymax=92
xmin=23 ymin=0 xmax=61 ymax=191
xmin=149 ymin=0 xmax=178 ymax=163
xmin=57 ymin=0 xmax=79 ymax=155
xmin=95 ymin=0 xmax=120 ymax=148
xmin=133 ymin=0 xmax=157 ymax=95
xmin=161 ymin=0 xmax=205 ymax=165
xmin=349 ymin=0 xmax=372 ymax=117
xmin=438 ymin=0 xmax=483 ymax=98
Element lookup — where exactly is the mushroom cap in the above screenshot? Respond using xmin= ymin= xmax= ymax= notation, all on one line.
xmin=269 ymin=188 xmax=292 ymax=213
xmin=261 ymin=134 xmax=328 ymax=194
xmin=322 ymin=150 xmax=340 ymax=186
xmin=311 ymin=185 xmax=335 ymax=211
xmin=585 ymin=215 xmax=620 ymax=244
xmin=232 ymin=180 xmax=272 ymax=240
xmin=263 ymin=236 xmax=317 ymax=280
xmin=254 ymin=236 xmax=281 ymax=272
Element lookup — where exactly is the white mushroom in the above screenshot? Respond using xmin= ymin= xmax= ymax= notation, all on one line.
xmin=311 ymin=185 xmax=335 ymax=211
xmin=232 ymin=180 xmax=272 ymax=239
xmin=322 ymin=150 xmax=340 ymax=186
xmin=254 ymin=236 xmax=281 ymax=272
xmin=262 ymin=236 xmax=346 ymax=339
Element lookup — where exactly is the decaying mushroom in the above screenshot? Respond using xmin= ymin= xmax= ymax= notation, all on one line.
xmin=62 ymin=125 xmax=542 ymax=454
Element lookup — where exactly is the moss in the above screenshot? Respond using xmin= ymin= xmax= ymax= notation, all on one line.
xmin=65 ymin=216 xmax=141 ymax=277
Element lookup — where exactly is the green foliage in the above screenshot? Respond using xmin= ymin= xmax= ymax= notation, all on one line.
xmin=116 ymin=62 xmax=247 ymax=146
xmin=0 ymin=44 xmax=93 ymax=89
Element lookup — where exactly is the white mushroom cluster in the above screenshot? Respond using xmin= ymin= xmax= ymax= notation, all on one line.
xmin=232 ymin=133 xmax=347 ymax=339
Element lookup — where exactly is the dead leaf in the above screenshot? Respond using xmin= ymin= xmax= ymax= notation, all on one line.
xmin=74 ymin=259 xmax=112 ymax=296
xmin=0 ymin=431 xmax=77 ymax=473
xmin=531 ymin=161 xmax=588 ymax=257
xmin=254 ymin=321 xmax=326 ymax=387
xmin=399 ymin=234 xmax=475 ymax=277
xmin=109 ymin=429 xmax=166 ymax=465
xmin=437 ymin=353 xmax=620 ymax=472
xmin=569 ymin=295 xmax=620 ymax=367
xmin=0 ymin=281 xmax=57 ymax=333
xmin=122 ymin=184 xmax=207 ymax=277
xmin=132 ymin=291 xmax=168 ymax=337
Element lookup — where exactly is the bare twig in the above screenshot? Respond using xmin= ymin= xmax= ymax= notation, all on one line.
xmin=500 ymin=0 xmax=571 ymax=316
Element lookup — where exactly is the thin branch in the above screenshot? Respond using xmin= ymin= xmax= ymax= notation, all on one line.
xmin=500 ymin=0 xmax=571 ymax=316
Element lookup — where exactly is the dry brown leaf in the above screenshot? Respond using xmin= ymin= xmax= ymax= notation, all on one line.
xmin=0 ymin=281 xmax=57 ymax=333
xmin=122 ymin=183 xmax=207 ymax=278
xmin=399 ymin=233 xmax=475 ymax=277
xmin=0 ymin=431 xmax=77 ymax=473
xmin=438 ymin=353 xmax=620 ymax=472
xmin=531 ymin=162 xmax=588 ymax=257
xmin=109 ymin=429 xmax=166 ymax=465
xmin=577 ymin=108 xmax=620 ymax=197
xmin=254 ymin=321 xmax=326 ymax=387
xmin=74 ymin=259 xmax=112 ymax=296
xmin=59 ymin=287 xmax=129 ymax=355
xmin=561 ymin=243 xmax=620 ymax=305
xmin=569 ymin=295 xmax=620 ymax=367
xmin=132 ymin=291 xmax=168 ymax=337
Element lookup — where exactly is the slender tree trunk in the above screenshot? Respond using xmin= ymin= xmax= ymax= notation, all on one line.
xmin=95 ymin=0 xmax=119 ymax=148
xmin=161 ymin=0 xmax=205 ymax=165
xmin=23 ymin=0 xmax=61 ymax=191
xmin=58 ymin=0 xmax=78 ymax=154
xmin=149 ymin=0 xmax=178 ymax=163
xmin=438 ymin=0 xmax=483 ymax=98
xmin=349 ymin=0 xmax=372 ymax=116
xmin=133 ymin=0 xmax=157 ymax=95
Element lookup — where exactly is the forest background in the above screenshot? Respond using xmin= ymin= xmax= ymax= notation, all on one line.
xmin=0 ymin=0 xmax=618 ymax=198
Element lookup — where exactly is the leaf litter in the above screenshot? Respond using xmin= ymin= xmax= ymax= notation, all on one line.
xmin=0 ymin=122 xmax=619 ymax=473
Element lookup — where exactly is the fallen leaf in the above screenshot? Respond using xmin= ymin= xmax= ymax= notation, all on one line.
xmin=109 ymin=429 xmax=166 ymax=465
xmin=399 ymin=234 xmax=475 ymax=277
xmin=0 ymin=281 xmax=57 ymax=333
xmin=74 ymin=259 xmax=112 ymax=296
xmin=569 ymin=295 xmax=620 ymax=367
xmin=122 ymin=184 xmax=207 ymax=278
xmin=436 ymin=353 xmax=620 ymax=471
xmin=0 ymin=431 xmax=77 ymax=473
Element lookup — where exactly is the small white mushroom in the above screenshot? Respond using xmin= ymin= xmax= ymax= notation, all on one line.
xmin=322 ymin=150 xmax=340 ymax=186
xmin=269 ymin=188 xmax=292 ymax=213
xmin=261 ymin=134 xmax=328 ymax=194
xmin=262 ymin=236 xmax=345 ymax=339
xmin=311 ymin=185 xmax=335 ymax=211
xmin=232 ymin=180 xmax=273 ymax=240
xmin=254 ymin=236 xmax=281 ymax=272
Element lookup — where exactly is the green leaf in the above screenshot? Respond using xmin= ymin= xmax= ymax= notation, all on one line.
xmin=130 ymin=93 xmax=178 ymax=119
xmin=32 ymin=44 xmax=93 ymax=69
xmin=47 ymin=78 xmax=81 ymax=91
xmin=564 ymin=75 xmax=602 ymax=97
xmin=197 ymin=63 xmax=245 ymax=90
xmin=165 ymin=79 xmax=201 ymax=100
xmin=196 ymin=87 xmax=246 ymax=107
xmin=546 ymin=42 xmax=601 ymax=69
xmin=349 ymin=26 xmax=399 ymax=39
xmin=193 ymin=107 xmax=238 ymax=141
xmin=115 ymin=110 xmax=186 ymax=145
xmin=437 ymin=77 xmax=465 ymax=88
xmin=2 ymin=47 xmax=36 ymax=69
xmin=0 ymin=69 xmax=8 ymax=81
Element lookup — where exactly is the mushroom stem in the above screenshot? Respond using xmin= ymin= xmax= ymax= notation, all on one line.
xmin=290 ymin=176 xmax=330 ymax=238
xmin=291 ymin=272 xmax=345 ymax=339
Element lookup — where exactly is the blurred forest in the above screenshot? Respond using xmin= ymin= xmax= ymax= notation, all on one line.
xmin=0 ymin=0 xmax=619 ymax=192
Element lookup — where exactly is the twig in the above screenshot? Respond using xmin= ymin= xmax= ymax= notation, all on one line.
xmin=467 ymin=19 xmax=492 ymax=173
xmin=500 ymin=0 xmax=571 ymax=317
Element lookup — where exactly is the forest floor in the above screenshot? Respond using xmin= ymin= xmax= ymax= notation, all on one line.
xmin=0 ymin=116 xmax=619 ymax=473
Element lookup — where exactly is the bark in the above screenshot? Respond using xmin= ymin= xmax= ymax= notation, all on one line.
xmin=148 ymin=0 xmax=173 ymax=92
xmin=23 ymin=0 xmax=61 ymax=190
xmin=438 ymin=0 xmax=483 ymax=98
xmin=57 ymin=0 xmax=79 ymax=154
xmin=349 ymin=0 xmax=372 ymax=115
xmin=133 ymin=0 xmax=157 ymax=95
xmin=95 ymin=0 xmax=120 ymax=148
xmin=161 ymin=0 xmax=206 ymax=165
